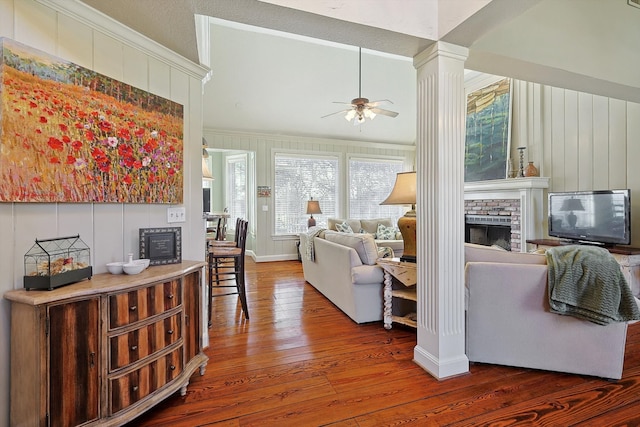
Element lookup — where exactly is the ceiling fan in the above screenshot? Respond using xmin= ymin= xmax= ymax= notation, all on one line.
xmin=322 ymin=47 xmax=399 ymax=125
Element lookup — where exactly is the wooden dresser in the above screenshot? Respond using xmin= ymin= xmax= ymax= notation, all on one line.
xmin=4 ymin=261 xmax=208 ymax=427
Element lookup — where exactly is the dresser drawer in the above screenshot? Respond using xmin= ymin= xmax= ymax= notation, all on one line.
xmin=109 ymin=347 xmax=184 ymax=415
xmin=109 ymin=280 xmax=181 ymax=329
xmin=109 ymin=312 xmax=182 ymax=371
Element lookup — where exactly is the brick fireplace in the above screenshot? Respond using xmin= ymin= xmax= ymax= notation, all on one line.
xmin=465 ymin=198 xmax=521 ymax=251
xmin=464 ymin=177 xmax=550 ymax=252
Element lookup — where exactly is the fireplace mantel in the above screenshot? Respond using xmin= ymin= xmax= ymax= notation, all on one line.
xmin=464 ymin=177 xmax=550 ymax=252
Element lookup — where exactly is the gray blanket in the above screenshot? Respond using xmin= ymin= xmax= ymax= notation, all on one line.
xmin=303 ymin=226 xmax=325 ymax=261
xmin=546 ymin=245 xmax=640 ymax=325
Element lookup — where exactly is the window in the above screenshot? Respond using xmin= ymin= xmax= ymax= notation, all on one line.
xmin=274 ymin=153 xmax=338 ymax=234
xmin=349 ymin=158 xmax=406 ymax=222
xmin=226 ymin=154 xmax=247 ymax=223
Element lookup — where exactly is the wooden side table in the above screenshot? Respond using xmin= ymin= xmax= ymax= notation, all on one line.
xmin=376 ymin=258 xmax=417 ymax=329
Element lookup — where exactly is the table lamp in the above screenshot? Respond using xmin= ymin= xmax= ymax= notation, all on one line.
xmin=306 ymin=198 xmax=322 ymax=228
xmin=380 ymin=171 xmax=416 ymax=262
xmin=561 ymin=197 xmax=585 ymax=229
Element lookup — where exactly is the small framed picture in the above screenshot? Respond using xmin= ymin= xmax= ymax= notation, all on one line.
xmin=257 ymin=186 xmax=271 ymax=197
xmin=139 ymin=227 xmax=182 ymax=265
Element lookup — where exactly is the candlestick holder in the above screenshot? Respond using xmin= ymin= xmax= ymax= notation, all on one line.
xmin=517 ymin=147 xmax=526 ymax=178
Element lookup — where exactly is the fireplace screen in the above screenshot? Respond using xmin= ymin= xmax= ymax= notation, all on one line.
xmin=465 ymin=215 xmax=512 ymax=250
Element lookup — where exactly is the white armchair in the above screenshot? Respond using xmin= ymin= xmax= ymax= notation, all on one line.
xmin=465 ymin=243 xmax=630 ymax=380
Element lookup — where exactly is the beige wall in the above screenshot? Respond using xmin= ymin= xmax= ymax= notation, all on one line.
xmin=0 ymin=0 xmax=208 ymax=423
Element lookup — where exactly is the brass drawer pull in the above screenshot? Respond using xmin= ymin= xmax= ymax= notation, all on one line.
xmin=167 ymin=294 xmax=174 ymax=300
xmin=129 ymin=305 xmax=137 ymax=311
xmin=132 ymin=385 xmax=139 ymax=392
xmin=130 ymin=345 xmax=138 ymax=351
xmin=170 ymin=365 xmax=176 ymax=371
xmin=167 ymin=329 xmax=174 ymax=335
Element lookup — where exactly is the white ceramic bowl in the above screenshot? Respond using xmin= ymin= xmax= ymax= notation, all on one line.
xmin=106 ymin=262 xmax=125 ymax=275
xmin=123 ymin=262 xmax=145 ymax=275
xmin=133 ymin=258 xmax=150 ymax=269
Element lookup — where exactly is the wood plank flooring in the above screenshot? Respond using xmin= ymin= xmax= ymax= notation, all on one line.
xmin=125 ymin=259 xmax=640 ymax=426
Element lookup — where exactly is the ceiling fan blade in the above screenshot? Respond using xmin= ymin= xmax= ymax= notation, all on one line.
xmin=366 ymin=99 xmax=394 ymax=107
xmin=321 ymin=109 xmax=352 ymax=119
xmin=369 ymin=107 xmax=399 ymax=118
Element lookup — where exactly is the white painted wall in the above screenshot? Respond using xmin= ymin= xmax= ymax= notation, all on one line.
xmin=510 ymin=80 xmax=640 ymax=246
xmin=0 ymin=0 xmax=208 ymax=423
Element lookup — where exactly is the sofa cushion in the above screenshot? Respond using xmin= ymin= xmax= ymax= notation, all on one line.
xmin=324 ymin=230 xmax=379 ymax=265
xmin=464 ymin=243 xmax=546 ymax=265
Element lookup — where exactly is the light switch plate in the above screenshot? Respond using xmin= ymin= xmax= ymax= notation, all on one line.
xmin=167 ymin=207 xmax=186 ymax=223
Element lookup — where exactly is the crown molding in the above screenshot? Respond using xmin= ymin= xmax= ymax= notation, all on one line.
xmin=35 ymin=0 xmax=210 ymax=81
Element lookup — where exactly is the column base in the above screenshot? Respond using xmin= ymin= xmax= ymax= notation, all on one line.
xmin=413 ymin=344 xmax=469 ymax=380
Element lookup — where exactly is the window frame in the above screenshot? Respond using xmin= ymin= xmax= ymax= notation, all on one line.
xmin=346 ymin=154 xmax=411 ymax=223
xmin=225 ymin=153 xmax=248 ymax=233
xmin=272 ymin=149 xmax=341 ymax=237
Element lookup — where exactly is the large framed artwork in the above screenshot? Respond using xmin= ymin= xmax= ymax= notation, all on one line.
xmin=464 ymin=77 xmax=512 ymax=182
xmin=0 ymin=38 xmax=184 ymax=203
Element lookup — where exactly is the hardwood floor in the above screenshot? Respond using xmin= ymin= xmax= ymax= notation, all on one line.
xmin=126 ymin=259 xmax=640 ymax=426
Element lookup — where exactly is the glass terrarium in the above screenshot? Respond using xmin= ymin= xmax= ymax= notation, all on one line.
xmin=24 ymin=235 xmax=92 ymax=290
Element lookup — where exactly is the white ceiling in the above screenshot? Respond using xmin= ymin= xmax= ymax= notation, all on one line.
xmin=203 ymin=21 xmax=418 ymax=144
xmin=80 ymin=0 xmax=640 ymax=146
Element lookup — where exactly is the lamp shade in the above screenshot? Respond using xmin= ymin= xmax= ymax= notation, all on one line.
xmin=560 ymin=198 xmax=585 ymax=211
xmin=380 ymin=171 xmax=416 ymax=205
xmin=202 ymin=158 xmax=214 ymax=181
xmin=306 ymin=199 xmax=322 ymax=215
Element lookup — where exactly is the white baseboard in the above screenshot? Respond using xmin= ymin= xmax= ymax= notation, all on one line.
xmin=250 ymin=252 xmax=299 ymax=263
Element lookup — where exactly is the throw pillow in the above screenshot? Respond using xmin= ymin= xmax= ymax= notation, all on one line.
xmin=376 ymin=223 xmax=397 ymax=240
xmin=377 ymin=246 xmax=394 ymax=259
xmin=361 ymin=218 xmax=393 ymax=235
xmin=336 ymin=221 xmax=354 ymax=233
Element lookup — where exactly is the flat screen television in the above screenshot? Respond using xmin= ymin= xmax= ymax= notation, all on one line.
xmin=548 ymin=189 xmax=631 ymax=246
xmin=203 ymin=188 xmax=211 ymax=213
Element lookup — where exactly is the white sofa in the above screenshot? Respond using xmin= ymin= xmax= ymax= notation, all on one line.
xmin=327 ymin=217 xmax=403 ymax=258
xmin=465 ymin=243 xmax=631 ymax=379
xmin=300 ymin=230 xmax=385 ymax=323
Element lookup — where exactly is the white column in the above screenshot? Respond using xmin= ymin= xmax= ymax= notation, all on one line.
xmin=413 ymin=42 xmax=469 ymax=379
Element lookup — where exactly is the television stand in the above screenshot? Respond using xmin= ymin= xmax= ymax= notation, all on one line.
xmin=527 ymin=239 xmax=640 ymax=296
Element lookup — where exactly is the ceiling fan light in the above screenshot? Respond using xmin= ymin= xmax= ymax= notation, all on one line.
xmin=364 ymin=109 xmax=376 ymax=119
xmin=345 ymin=109 xmax=356 ymax=121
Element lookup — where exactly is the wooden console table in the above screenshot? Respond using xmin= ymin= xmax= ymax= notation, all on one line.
xmin=5 ymin=261 xmax=208 ymax=427
xmin=376 ymin=258 xmax=417 ymax=330
xmin=527 ymin=239 xmax=640 ymax=296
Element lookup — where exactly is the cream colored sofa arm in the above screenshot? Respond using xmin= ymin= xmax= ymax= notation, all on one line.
xmin=466 ymin=261 xmax=628 ymax=379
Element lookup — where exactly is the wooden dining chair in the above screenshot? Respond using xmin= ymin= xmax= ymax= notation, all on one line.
xmin=208 ymin=217 xmax=242 ymax=248
xmin=207 ymin=219 xmax=249 ymax=327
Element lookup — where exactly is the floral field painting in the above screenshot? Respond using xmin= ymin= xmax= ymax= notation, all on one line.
xmin=0 ymin=38 xmax=184 ymax=203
